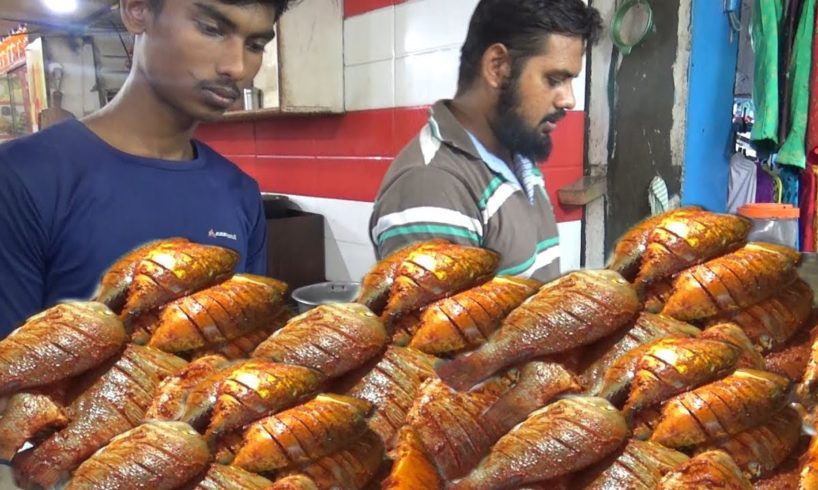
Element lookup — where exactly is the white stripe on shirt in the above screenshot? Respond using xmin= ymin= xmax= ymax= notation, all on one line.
xmin=482 ymin=182 xmax=517 ymax=224
xmin=371 ymin=206 xmax=484 ymax=243
xmin=519 ymin=244 xmax=561 ymax=278
xmin=419 ymin=124 xmax=442 ymax=166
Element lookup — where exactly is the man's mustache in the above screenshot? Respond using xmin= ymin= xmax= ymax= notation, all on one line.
xmin=198 ymin=80 xmax=241 ymax=98
xmin=542 ymin=110 xmax=566 ymax=125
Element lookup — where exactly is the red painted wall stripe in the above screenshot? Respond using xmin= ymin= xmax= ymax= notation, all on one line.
xmin=344 ymin=0 xmax=409 ymax=18
xmin=197 ymin=108 xmax=585 ymax=222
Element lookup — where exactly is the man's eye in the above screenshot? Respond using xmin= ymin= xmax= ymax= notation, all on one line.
xmin=547 ymin=77 xmax=564 ymax=87
xmin=196 ymin=21 xmax=223 ymax=37
xmin=248 ymin=42 xmax=267 ymax=53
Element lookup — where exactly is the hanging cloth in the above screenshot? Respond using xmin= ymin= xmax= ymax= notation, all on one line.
xmin=808 ymin=0 xmax=818 ymax=164
xmin=756 ymin=162 xmax=776 ymax=203
xmin=810 ymin=166 xmax=818 ymax=251
xmin=779 ymin=0 xmax=806 ymax=143
xmin=648 ymin=176 xmax=670 ymax=215
xmin=780 ymin=165 xmax=801 ymax=206
xmin=727 ymin=153 xmax=758 ymax=214
xmin=778 ymin=0 xmax=816 ymax=168
xmin=772 ymin=170 xmax=784 ymax=203
xmin=801 ymin=164 xmax=816 ymax=251
xmin=751 ymin=0 xmax=784 ymax=150
xmin=760 ymin=162 xmax=784 ymax=203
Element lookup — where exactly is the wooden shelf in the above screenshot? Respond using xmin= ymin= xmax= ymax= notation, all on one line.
xmin=558 ymin=175 xmax=607 ymax=206
xmin=218 ymin=107 xmax=343 ymax=122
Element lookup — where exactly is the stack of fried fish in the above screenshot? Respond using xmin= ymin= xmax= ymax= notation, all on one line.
xmin=4 ymin=207 xmax=818 ymax=489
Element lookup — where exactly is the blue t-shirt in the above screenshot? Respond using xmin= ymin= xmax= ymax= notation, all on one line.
xmin=0 ymin=119 xmax=267 ymax=335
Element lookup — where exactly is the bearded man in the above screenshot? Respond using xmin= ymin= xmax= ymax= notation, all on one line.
xmin=369 ymin=0 xmax=602 ymax=281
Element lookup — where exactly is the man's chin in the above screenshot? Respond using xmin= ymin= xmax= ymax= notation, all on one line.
xmin=195 ymin=107 xmax=230 ymax=122
xmin=532 ymin=150 xmax=552 ymax=163
xmin=514 ymin=136 xmax=552 ymax=163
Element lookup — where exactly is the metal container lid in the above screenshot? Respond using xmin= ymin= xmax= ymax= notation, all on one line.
xmin=291 ymin=281 xmax=361 ymax=313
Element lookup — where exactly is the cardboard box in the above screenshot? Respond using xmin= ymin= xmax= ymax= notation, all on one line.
xmin=265 ymin=210 xmax=325 ymax=291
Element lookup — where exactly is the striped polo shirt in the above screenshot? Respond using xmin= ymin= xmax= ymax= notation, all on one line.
xmin=369 ymin=100 xmax=561 ymax=281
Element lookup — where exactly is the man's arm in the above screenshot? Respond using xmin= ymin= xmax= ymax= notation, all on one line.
xmin=370 ymin=168 xmax=484 ymax=259
xmin=0 ymin=163 xmax=48 ymax=336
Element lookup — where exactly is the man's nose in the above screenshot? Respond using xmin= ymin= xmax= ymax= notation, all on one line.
xmin=556 ymin=81 xmax=577 ymax=111
xmin=216 ymin=39 xmax=246 ymax=79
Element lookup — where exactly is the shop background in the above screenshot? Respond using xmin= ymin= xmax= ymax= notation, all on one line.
xmin=196 ymin=0 xmax=588 ymax=282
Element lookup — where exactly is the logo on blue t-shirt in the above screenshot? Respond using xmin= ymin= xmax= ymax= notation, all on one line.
xmin=208 ymin=229 xmax=238 ymax=241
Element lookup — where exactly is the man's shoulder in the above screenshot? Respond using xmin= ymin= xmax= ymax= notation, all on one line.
xmin=0 ymin=122 xmax=89 ymax=188
xmin=194 ymin=140 xmax=256 ymax=182
xmin=385 ymin=137 xmax=491 ymax=194
xmin=0 ymin=121 xmax=79 ymax=163
xmin=192 ymin=140 xmax=262 ymax=208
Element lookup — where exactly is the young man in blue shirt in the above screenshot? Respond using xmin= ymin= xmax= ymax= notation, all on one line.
xmin=0 ymin=0 xmax=295 ymax=334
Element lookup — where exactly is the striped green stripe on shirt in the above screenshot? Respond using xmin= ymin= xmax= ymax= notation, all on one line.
xmin=497 ymin=236 xmax=560 ymax=276
xmin=377 ymin=224 xmax=481 ymax=245
xmin=478 ymin=177 xmax=504 ymax=210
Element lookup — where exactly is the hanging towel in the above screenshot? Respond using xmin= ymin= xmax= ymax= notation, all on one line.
xmin=778 ymin=0 xmax=816 ymax=168
xmin=751 ymin=0 xmax=784 ymax=149
xmin=808 ymin=2 xmax=818 ymax=164
xmin=801 ymin=164 xmax=816 ymax=251
xmin=727 ymin=153 xmax=758 ymax=214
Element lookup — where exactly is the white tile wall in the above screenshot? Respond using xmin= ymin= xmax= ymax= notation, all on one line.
xmin=344 ymin=59 xmax=396 ymax=111
xmin=283 ymin=194 xmax=374 ymax=244
xmin=395 ymin=47 xmax=461 ymax=107
xmin=325 ymin=239 xmax=378 ymax=282
xmin=394 ymin=0 xmax=479 ymax=57
xmin=343 ymin=6 xmax=395 ymax=66
xmin=344 ymin=0 xmax=589 ymax=110
xmin=557 ymin=220 xmax=582 ymax=272
xmin=574 ymin=57 xmax=587 ymax=112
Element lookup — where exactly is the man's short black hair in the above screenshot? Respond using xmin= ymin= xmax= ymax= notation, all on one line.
xmin=457 ymin=0 xmax=603 ymax=93
xmin=148 ymin=0 xmax=297 ymax=21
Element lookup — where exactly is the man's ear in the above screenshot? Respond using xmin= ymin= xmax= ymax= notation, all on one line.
xmin=120 ymin=0 xmax=153 ymax=35
xmin=481 ymin=43 xmax=512 ymax=90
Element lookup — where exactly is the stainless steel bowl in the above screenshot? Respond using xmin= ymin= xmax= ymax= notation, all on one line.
xmin=291 ymin=281 xmax=361 ymax=313
xmin=798 ymin=253 xmax=818 ymax=304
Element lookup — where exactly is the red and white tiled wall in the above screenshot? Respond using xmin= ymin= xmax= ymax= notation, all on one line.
xmin=197 ymin=0 xmax=587 ymax=282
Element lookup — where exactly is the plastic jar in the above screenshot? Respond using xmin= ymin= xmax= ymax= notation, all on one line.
xmin=737 ymin=203 xmax=800 ymax=248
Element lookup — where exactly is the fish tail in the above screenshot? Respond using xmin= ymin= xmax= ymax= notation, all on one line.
xmin=481 ymin=396 xmax=524 ymax=438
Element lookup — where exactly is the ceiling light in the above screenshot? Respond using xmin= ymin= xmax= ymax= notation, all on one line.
xmin=42 ymin=0 xmax=79 ymax=14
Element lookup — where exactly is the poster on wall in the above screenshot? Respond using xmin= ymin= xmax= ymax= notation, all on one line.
xmin=11 ymin=66 xmax=33 ymax=134
xmin=0 ymin=26 xmax=27 ymax=73
xmin=0 ymin=26 xmax=30 ymax=142
xmin=0 ymin=77 xmax=15 ymax=141
xmin=0 ymin=67 xmax=33 ymax=141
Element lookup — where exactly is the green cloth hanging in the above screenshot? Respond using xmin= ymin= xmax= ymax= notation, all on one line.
xmin=778 ymin=0 xmax=816 ymax=168
xmin=751 ymin=0 xmax=784 ymax=148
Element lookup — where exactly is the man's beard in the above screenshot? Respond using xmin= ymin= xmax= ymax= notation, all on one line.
xmin=490 ymin=77 xmax=565 ymax=163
